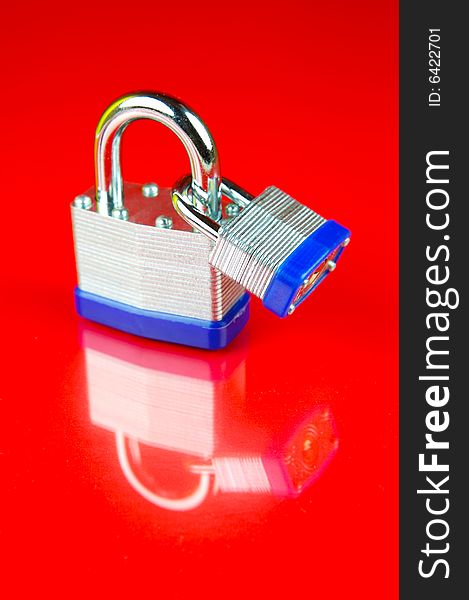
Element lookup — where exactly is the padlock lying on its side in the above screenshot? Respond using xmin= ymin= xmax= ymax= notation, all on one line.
xmin=71 ymin=93 xmax=249 ymax=350
xmin=173 ymin=176 xmax=351 ymax=318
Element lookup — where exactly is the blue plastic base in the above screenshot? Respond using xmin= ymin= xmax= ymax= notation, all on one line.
xmin=75 ymin=288 xmax=250 ymax=350
xmin=262 ymin=220 xmax=351 ymax=318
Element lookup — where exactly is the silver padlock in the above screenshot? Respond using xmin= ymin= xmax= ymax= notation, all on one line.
xmin=172 ymin=175 xmax=351 ymax=318
xmin=71 ymin=92 xmax=249 ymax=349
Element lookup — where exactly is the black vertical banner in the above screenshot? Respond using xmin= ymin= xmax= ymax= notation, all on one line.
xmin=400 ymin=2 xmax=466 ymax=598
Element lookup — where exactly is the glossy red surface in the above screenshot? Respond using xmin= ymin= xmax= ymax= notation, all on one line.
xmin=1 ymin=1 xmax=398 ymax=598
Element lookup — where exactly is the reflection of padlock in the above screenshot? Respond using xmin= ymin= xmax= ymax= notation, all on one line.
xmin=173 ymin=173 xmax=351 ymax=318
xmin=114 ymin=405 xmax=337 ymax=511
xmin=83 ymin=323 xmax=246 ymax=459
xmin=83 ymin=324 xmax=338 ymax=511
xmin=71 ymin=92 xmax=249 ymax=349
xmin=206 ymin=407 xmax=338 ymax=498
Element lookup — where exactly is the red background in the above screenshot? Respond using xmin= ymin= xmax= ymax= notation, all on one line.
xmin=0 ymin=1 xmax=398 ymax=598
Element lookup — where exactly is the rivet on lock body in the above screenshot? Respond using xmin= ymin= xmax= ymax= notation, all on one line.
xmin=173 ymin=174 xmax=351 ymax=318
xmin=71 ymin=92 xmax=249 ymax=349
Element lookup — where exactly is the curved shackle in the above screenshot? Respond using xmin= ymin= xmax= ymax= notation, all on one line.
xmin=172 ymin=175 xmax=254 ymax=241
xmin=94 ymin=92 xmax=221 ymax=220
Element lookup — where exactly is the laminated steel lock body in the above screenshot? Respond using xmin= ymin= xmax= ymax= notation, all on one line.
xmin=173 ymin=176 xmax=351 ymax=318
xmin=72 ymin=92 xmax=249 ymax=349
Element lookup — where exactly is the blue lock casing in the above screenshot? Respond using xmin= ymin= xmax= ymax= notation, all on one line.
xmin=75 ymin=288 xmax=250 ymax=350
xmin=263 ymin=221 xmax=351 ymax=318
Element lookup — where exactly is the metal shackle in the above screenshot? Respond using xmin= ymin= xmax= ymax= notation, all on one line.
xmin=172 ymin=175 xmax=252 ymax=240
xmin=94 ymin=92 xmax=221 ymax=220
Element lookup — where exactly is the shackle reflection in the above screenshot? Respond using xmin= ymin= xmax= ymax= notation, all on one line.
xmin=82 ymin=324 xmax=338 ymax=511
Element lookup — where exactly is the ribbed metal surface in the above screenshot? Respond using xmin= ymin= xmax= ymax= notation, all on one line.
xmin=72 ymin=185 xmax=245 ymax=321
xmin=210 ymin=187 xmax=326 ymax=298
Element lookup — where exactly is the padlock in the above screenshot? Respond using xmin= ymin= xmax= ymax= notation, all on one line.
xmin=71 ymin=92 xmax=249 ymax=349
xmin=173 ymin=172 xmax=351 ymax=318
